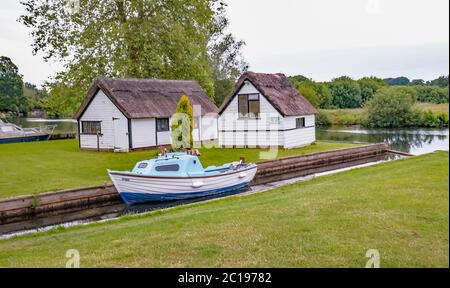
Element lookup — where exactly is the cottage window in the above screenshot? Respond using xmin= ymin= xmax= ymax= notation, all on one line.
xmin=156 ymin=118 xmax=169 ymax=132
xmin=81 ymin=121 xmax=101 ymax=134
xmin=155 ymin=164 xmax=180 ymax=172
xmin=296 ymin=117 xmax=306 ymax=128
xmin=238 ymin=94 xmax=260 ymax=118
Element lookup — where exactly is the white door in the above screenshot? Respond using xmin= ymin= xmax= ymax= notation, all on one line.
xmin=112 ymin=113 xmax=129 ymax=151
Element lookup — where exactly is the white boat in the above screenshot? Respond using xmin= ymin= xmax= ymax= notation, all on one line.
xmin=108 ymin=152 xmax=257 ymax=204
xmin=0 ymin=119 xmax=56 ymax=144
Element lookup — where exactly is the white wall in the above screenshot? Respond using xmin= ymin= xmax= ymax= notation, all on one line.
xmin=131 ymin=118 xmax=156 ymax=148
xmin=200 ymin=116 xmax=218 ymax=141
xmin=283 ymin=115 xmax=316 ymax=148
xmin=218 ymin=81 xmax=316 ymax=148
xmin=79 ymin=90 xmax=218 ymax=150
xmin=79 ymin=90 xmax=129 ymax=150
xmin=218 ymin=81 xmax=284 ymax=147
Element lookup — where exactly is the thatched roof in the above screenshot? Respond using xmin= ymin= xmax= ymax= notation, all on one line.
xmin=219 ymin=72 xmax=317 ymax=116
xmin=74 ymin=78 xmax=218 ymax=119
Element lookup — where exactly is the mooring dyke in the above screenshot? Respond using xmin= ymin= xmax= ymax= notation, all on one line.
xmin=0 ymin=143 xmax=390 ymax=223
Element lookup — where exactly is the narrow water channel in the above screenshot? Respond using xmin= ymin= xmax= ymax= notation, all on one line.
xmin=0 ymin=153 xmax=402 ymax=239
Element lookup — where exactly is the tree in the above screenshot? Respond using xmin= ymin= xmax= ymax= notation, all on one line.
xmin=298 ymin=81 xmax=320 ymax=108
xmin=20 ymin=0 xmax=246 ymax=115
xmin=289 ymin=76 xmax=332 ymax=109
xmin=364 ymin=86 xmax=418 ymax=128
xmin=288 ymin=75 xmax=310 ymax=88
xmin=357 ymin=76 xmax=385 ymax=103
xmin=383 ymin=77 xmax=410 ymax=86
xmin=328 ymin=76 xmax=362 ymax=108
xmin=412 ymin=86 xmax=449 ymax=104
xmin=410 ymin=79 xmax=425 ymax=86
xmin=213 ymin=79 xmax=235 ymax=106
xmin=430 ymin=75 xmax=449 ymax=87
xmin=44 ymin=81 xmax=81 ymax=117
xmin=0 ymin=56 xmax=26 ymax=114
xmin=315 ymin=83 xmax=333 ymax=108
xmin=208 ymin=15 xmax=248 ymax=105
xmin=24 ymin=82 xmax=47 ymax=110
xmin=171 ymin=95 xmax=194 ymax=149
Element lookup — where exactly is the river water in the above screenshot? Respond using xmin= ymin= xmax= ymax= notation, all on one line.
xmin=6 ymin=117 xmax=449 ymax=155
xmin=317 ymin=126 xmax=449 ymax=155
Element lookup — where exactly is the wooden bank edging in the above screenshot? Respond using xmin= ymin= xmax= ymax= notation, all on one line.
xmin=0 ymin=143 xmax=390 ymax=222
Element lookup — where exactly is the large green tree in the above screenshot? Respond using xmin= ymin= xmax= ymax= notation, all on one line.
xmin=20 ymin=0 xmax=245 ymax=115
xmin=0 ymin=56 xmax=26 ymax=114
xmin=430 ymin=75 xmax=449 ymax=87
xmin=328 ymin=76 xmax=362 ymax=108
xmin=289 ymin=75 xmax=332 ymax=109
xmin=357 ymin=76 xmax=385 ymax=103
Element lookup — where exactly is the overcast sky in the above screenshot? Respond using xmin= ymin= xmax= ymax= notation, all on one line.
xmin=0 ymin=0 xmax=448 ymax=87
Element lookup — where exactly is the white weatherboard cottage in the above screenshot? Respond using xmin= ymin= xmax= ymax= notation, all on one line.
xmin=74 ymin=78 xmax=218 ymax=151
xmin=218 ymin=72 xmax=317 ymax=148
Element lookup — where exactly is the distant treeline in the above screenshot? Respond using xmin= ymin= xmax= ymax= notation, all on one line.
xmin=287 ymin=75 xmax=449 ymax=110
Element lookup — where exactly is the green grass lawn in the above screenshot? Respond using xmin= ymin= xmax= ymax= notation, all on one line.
xmin=0 ymin=139 xmax=358 ymax=199
xmin=0 ymin=152 xmax=447 ymax=267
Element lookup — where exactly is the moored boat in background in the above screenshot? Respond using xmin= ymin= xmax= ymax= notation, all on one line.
xmin=108 ymin=152 xmax=258 ymax=204
xmin=0 ymin=119 xmax=56 ymax=144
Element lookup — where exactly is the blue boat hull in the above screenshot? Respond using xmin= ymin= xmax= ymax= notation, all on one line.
xmin=0 ymin=134 xmax=50 ymax=144
xmin=119 ymin=182 xmax=250 ymax=205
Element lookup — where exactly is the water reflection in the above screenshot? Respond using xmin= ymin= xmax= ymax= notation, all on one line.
xmin=317 ymin=127 xmax=449 ymax=155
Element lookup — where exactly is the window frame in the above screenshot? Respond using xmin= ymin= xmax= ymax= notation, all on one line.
xmin=155 ymin=164 xmax=180 ymax=172
xmin=238 ymin=93 xmax=260 ymax=118
xmin=296 ymin=117 xmax=306 ymax=129
xmin=81 ymin=121 xmax=102 ymax=135
xmin=156 ymin=118 xmax=170 ymax=132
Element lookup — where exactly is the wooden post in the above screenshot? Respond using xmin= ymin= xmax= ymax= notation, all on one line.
xmin=96 ymin=131 xmax=100 ymax=152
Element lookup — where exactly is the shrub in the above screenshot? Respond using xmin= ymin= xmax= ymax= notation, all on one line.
xmin=419 ymin=110 xmax=449 ymax=128
xmin=364 ymin=86 xmax=419 ymax=128
xmin=315 ymin=111 xmax=331 ymax=127
xmin=171 ymin=95 xmax=194 ymax=149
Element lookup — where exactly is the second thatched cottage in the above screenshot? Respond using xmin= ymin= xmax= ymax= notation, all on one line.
xmin=218 ymin=72 xmax=317 ymax=148
xmin=74 ymin=78 xmax=218 ymax=151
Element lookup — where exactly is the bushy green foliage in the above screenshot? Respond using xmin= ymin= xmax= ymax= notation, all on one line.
xmin=430 ymin=75 xmax=449 ymax=87
xmin=364 ymin=86 xmax=419 ymax=128
xmin=383 ymin=76 xmax=410 ymax=86
xmin=419 ymin=110 xmax=449 ymax=128
xmin=357 ymin=76 xmax=385 ymax=103
xmin=171 ymin=95 xmax=194 ymax=149
xmin=20 ymin=0 xmax=247 ymax=117
xmin=315 ymin=111 xmax=331 ymax=127
xmin=328 ymin=76 xmax=362 ymax=108
xmin=44 ymin=82 xmax=82 ymax=117
xmin=298 ymin=82 xmax=320 ymax=108
xmin=0 ymin=56 xmax=26 ymax=114
xmin=289 ymin=76 xmax=332 ymax=109
xmin=412 ymin=86 xmax=449 ymax=104
xmin=213 ymin=79 xmax=234 ymax=106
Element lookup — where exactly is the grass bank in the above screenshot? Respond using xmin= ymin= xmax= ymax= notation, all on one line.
xmin=0 ymin=139 xmax=359 ymax=199
xmin=0 ymin=152 xmax=447 ymax=267
xmin=320 ymin=103 xmax=449 ymax=126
